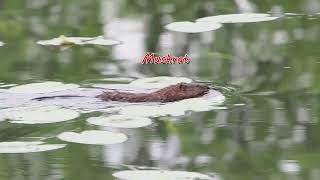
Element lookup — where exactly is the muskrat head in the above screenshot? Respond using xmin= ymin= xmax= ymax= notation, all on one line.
xmin=177 ymin=82 xmax=209 ymax=97
xmin=157 ymin=82 xmax=210 ymax=102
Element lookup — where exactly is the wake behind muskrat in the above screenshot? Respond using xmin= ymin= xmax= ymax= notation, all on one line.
xmin=97 ymin=82 xmax=210 ymax=103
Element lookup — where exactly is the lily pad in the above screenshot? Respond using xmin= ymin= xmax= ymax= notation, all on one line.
xmin=82 ymin=36 xmax=121 ymax=46
xmin=37 ymin=35 xmax=120 ymax=46
xmin=8 ymin=81 xmax=79 ymax=94
xmin=0 ymin=84 xmax=17 ymax=88
xmin=196 ymin=13 xmax=278 ymax=23
xmin=101 ymin=77 xmax=134 ymax=83
xmin=5 ymin=106 xmax=80 ymax=124
xmin=0 ymin=141 xmax=66 ymax=153
xmin=130 ymin=76 xmax=193 ymax=89
xmin=57 ymin=130 xmax=128 ymax=145
xmin=279 ymin=160 xmax=301 ymax=175
xmin=37 ymin=35 xmax=92 ymax=46
xmin=112 ymin=170 xmax=216 ymax=180
xmin=87 ymin=115 xmax=152 ymax=128
xmin=165 ymin=21 xmax=222 ymax=33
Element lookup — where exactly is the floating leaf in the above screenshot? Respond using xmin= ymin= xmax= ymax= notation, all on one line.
xmin=165 ymin=21 xmax=222 ymax=33
xmin=8 ymin=81 xmax=79 ymax=94
xmin=196 ymin=13 xmax=278 ymax=23
xmin=87 ymin=115 xmax=152 ymax=128
xmin=0 ymin=141 xmax=66 ymax=153
xmin=101 ymin=77 xmax=134 ymax=83
xmin=279 ymin=160 xmax=301 ymax=175
xmin=82 ymin=36 xmax=121 ymax=46
xmin=57 ymin=130 xmax=128 ymax=145
xmin=37 ymin=35 xmax=92 ymax=46
xmin=113 ymin=170 xmax=216 ymax=180
xmin=284 ymin=13 xmax=304 ymax=16
xmin=37 ymin=35 xmax=120 ymax=46
xmin=130 ymin=76 xmax=193 ymax=89
xmin=5 ymin=106 xmax=80 ymax=124
xmin=0 ymin=84 xmax=17 ymax=88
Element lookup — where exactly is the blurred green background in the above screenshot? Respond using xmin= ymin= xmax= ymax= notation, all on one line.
xmin=0 ymin=0 xmax=320 ymax=179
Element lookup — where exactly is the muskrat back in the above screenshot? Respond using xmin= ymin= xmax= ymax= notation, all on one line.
xmin=97 ymin=82 xmax=209 ymax=103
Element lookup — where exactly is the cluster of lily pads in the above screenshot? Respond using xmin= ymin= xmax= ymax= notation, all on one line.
xmin=0 ymin=76 xmax=225 ymax=164
xmin=0 ymin=75 xmax=300 ymax=179
xmin=0 ymin=77 xmax=223 ymax=179
xmin=0 ymin=13 xmax=279 ymax=179
xmin=0 ymin=13 xmax=280 ymax=48
xmin=0 ymin=77 xmax=225 ymax=122
xmin=0 ymin=76 xmax=225 ymax=143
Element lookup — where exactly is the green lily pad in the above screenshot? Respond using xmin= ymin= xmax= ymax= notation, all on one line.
xmin=279 ymin=160 xmax=301 ymax=175
xmin=0 ymin=141 xmax=66 ymax=153
xmin=130 ymin=76 xmax=193 ymax=89
xmin=8 ymin=81 xmax=79 ymax=94
xmin=165 ymin=21 xmax=222 ymax=33
xmin=113 ymin=170 xmax=217 ymax=180
xmin=5 ymin=106 xmax=80 ymax=124
xmin=57 ymin=130 xmax=128 ymax=145
xmin=196 ymin=13 xmax=278 ymax=23
xmin=87 ymin=115 xmax=152 ymax=128
xmin=37 ymin=35 xmax=120 ymax=46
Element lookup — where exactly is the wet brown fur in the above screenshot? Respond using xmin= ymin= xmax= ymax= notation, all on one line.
xmin=96 ymin=82 xmax=209 ymax=103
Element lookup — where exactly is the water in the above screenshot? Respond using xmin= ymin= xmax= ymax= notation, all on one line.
xmin=1 ymin=0 xmax=320 ymax=179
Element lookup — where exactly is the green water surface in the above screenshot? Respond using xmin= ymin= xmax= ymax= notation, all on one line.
xmin=0 ymin=0 xmax=320 ymax=180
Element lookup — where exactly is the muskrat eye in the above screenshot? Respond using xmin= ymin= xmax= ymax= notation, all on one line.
xmin=179 ymin=83 xmax=187 ymax=90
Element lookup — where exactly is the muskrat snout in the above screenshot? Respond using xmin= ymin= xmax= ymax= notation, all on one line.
xmin=196 ymin=84 xmax=210 ymax=95
xmin=176 ymin=82 xmax=210 ymax=97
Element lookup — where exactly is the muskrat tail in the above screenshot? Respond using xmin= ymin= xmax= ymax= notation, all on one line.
xmin=33 ymin=95 xmax=85 ymax=101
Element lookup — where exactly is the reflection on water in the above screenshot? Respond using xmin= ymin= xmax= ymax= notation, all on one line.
xmin=0 ymin=0 xmax=320 ymax=179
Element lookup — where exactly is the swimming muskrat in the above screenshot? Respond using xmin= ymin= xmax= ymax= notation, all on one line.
xmin=97 ymin=82 xmax=210 ymax=103
xmin=34 ymin=83 xmax=210 ymax=103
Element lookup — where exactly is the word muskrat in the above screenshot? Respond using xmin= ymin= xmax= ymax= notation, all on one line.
xmin=97 ymin=82 xmax=209 ymax=103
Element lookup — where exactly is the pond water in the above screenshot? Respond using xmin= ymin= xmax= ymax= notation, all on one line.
xmin=1 ymin=0 xmax=320 ymax=180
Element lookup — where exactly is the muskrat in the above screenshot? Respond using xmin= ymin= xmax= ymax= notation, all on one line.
xmin=97 ymin=82 xmax=209 ymax=103
xmin=34 ymin=83 xmax=210 ymax=103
